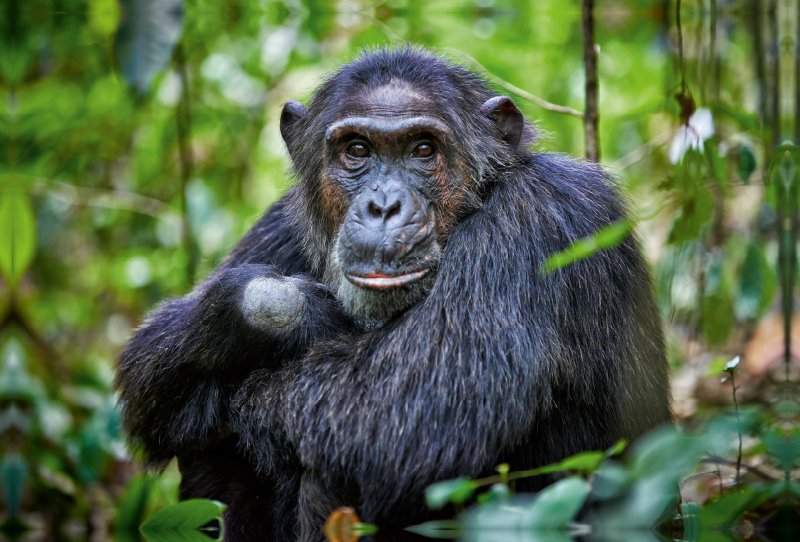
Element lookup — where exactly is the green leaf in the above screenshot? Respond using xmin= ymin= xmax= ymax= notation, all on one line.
xmin=737 ymin=146 xmax=756 ymax=184
xmin=667 ymin=189 xmax=713 ymax=245
xmin=762 ymin=430 xmax=800 ymax=471
xmin=118 ymin=475 xmax=155 ymax=530
xmin=591 ymin=462 xmax=631 ymax=499
xmin=425 ymin=477 xmax=475 ymax=510
xmin=605 ymin=439 xmax=627 ymax=457
xmin=681 ymin=502 xmax=701 ymax=542
xmin=353 ymin=523 xmax=379 ymax=536
xmin=404 ymin=520 xmax=461 ymax=539
xmin=0 ymin=455 xmax=29 ymax=517
xmin=552 ymin=451 xmax=605 ymax=472
xmin=0 ymin=191 xmax=37 ymax=286
xmin=542 ymin=218 xmax=633 ymax=274
xmin=476 ymin=483 xmax=511 ymax=505
xmin=460 ymin=477 xmax=589 ymax=531
xmin=523 ymin=476 xmax=590 ymax=527
xmin=697 ymin=487 xmax=763 ymax=529
xmin=736 ymin=243 xmax=776 ymax=321
xmin=140 ymin=500 xmax=227 ymax=542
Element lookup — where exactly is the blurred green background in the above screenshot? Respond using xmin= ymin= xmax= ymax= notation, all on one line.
xmin=1 ymin=0 xmax=797 ymax=539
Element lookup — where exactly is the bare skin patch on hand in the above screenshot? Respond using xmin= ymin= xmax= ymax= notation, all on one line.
xmin=241 ymin=276 xmax=305 ymax=331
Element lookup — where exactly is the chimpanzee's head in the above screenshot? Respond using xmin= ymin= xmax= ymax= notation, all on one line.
xmin=280 ymin=47 xmax=536 ymax=323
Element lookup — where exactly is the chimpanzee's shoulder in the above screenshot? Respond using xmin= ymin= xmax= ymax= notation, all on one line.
xmin=509 ymin=152 xmax=627 ymax=226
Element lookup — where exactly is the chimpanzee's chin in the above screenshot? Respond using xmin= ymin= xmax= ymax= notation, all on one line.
xmin=332 ymin=266 xmax=436 ymax=324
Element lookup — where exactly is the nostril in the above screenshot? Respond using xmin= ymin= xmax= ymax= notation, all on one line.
xmin=368 ymin=201 xmax=383 ymax=219
xmin=385 ymin=201 xmax=401 ymax=221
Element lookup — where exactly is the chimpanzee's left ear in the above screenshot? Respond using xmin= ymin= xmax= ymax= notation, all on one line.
xmin=480 ymin=96 xmax=524 ymax=149
xmin=280 ymin=100 xmax=308 ymax=155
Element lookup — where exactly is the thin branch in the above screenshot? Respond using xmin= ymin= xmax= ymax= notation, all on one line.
xmin=582 ymin=0 xmax=600 ymax=161
xmin=28 ymin=180 xmax=181 ymax=226
xmin=609 ymin=131 xmax=674 ymax=172
xmin=442 ymin=49 xmax=584 ymax=118
xmin=174 ymin=43 xmax=197 ymax=287
xmin=700 ymin=455 xmax=777 ymax=482
xmin=0 ymin=302 xmax=68 ymax=381
xmin=729 ymin=372 xmax=743 ymax=485
xmin=364 ymin=14 xmax=402 ymax=43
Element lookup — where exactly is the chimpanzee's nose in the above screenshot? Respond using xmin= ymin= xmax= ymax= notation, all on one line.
xmin=360 ymin=184 xmax=411 ymax=227
xmin=367 ymin=198 xmax=402 ymax=222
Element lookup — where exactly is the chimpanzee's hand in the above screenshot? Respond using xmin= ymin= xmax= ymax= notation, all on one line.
xmin=240 ymin=275 xmax=307 ymax=333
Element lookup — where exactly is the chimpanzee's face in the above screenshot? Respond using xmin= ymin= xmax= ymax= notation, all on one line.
xmin=319 ymin=83 xmax=459 ymax=322
xmin=280 ymin=79 xmax=524 ymax=324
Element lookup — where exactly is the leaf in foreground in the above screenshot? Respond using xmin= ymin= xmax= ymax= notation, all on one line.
xmin=460 ymin=476 xmax=590 ymax=531
xmin=140 ymin=499 xmax=226 ymax=542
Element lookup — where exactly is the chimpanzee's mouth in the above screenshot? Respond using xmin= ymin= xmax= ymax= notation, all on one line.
xmin=346 ymin=269 xmax=430 ymax=290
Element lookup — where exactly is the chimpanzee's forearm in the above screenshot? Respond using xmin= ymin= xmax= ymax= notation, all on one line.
xmin=115 ymin=197 xmax=355 ymax=466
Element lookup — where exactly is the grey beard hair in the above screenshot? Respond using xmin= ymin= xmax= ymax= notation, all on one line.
xmin=323 ymin=230 xmax=441 ymax=326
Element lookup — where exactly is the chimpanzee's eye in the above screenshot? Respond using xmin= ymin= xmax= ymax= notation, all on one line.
xmin=411 ymin=142 xmax=435 ymax=159
xmin=346 ymin=142 xmax=370 ymax=158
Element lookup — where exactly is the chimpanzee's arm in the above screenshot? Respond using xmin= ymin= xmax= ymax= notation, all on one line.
xmin=115 ymin=196 xmax=355 ymax=466
xmin=234 ymin=158 xmax=671 ymax=519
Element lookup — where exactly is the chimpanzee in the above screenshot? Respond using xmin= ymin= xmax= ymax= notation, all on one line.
xmin=116 ymin=47 xmax=671 ymax=542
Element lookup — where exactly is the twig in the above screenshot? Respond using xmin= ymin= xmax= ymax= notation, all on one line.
xmin=582 ymin=0 xmax=600 ymax=161
xmin=174 ymin=43 xmax=197 ymax=287
xmin=700 ymin=455 xmax=776 ymax=481
xmin=730 ymin=371 xmax=743 ymax=485
xmin=442 ymin=49 xmax=584 ymax=118
xmin=28 ymin=180 xmax=181 ymax=226
xmin=365 ymin=14 xmax=402 ymax=43
xmin=609 ymin=131 xmax=674 ymax=172
xmin=0 ymin=302 xmax=68 ymax=380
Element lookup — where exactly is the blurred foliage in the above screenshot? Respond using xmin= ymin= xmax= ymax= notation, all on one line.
xmin=0 ymin=0 xmax=798 ymax=540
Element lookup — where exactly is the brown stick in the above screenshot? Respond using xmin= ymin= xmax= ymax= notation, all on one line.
xmin=582 ymin=0 xmax=600 ymax=162
xmin=174 ymin=44 xmax=197 ymax=287
xmin=443 ymin=49 xmax=584 ymax=118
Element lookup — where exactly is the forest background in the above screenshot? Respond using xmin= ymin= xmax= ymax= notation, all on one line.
xmin=1 ymin=0 xmax=798 ymax=540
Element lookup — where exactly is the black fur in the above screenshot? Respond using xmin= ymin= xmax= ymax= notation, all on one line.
xmin=116 ymin=47 xmax=671 ymax=542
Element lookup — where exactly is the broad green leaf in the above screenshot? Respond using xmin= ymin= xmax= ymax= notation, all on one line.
xmin=697 ymin=487 xmax=763 ymax=529
xmin=591 ymin=462 xmax=630 ymax=499
xmin=425 ymin=477 xmax=475 ymax=510
xmin=681 ymin=502 xmax=701 ymax=542
xmin=522 ymin=476 xmax=590 ymax=528
xmin=667 ymin=189 xmax=713 ymax=245
xmin=762 ymin=430 xmax=800 ymax=471
xmin=460 ymin=476 xmax=589 ymax=531
xmin=140 ymin=499 xmax=227 ymax=542
xmin=631 ymin=426 xmax=702 ymax=479
xmin=0 ymin=455 xmax=29 ymax=516
xmin=737 ymin=146 xmax=756 ymax=184
xmin=0 ymin=191 xmax=37 ymax=286
xmin=118 ymin=475 xmax=155 ymax=530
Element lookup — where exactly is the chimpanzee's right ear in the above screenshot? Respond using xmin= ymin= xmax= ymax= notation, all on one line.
xmin=280 ymin=100 xmax=308 ymax=152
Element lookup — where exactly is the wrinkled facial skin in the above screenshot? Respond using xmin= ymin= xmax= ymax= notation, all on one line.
xmin=320 ymin=85 xmax=453 ymax=323
xmin=281 ymin=82 xmax=526 ymax=324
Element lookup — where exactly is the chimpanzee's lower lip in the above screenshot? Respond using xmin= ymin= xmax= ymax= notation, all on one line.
xmin=346 ymin=269 xmax=430 ymax=290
